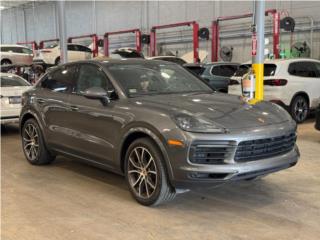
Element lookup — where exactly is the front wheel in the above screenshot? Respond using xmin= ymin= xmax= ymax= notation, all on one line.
xmin=22 ymin=119 xmax=55 ymax=165
xmin=290 ymin=95 xmax=309 ymax=123
xmin=125 ymin=138 xmax=176 ymax=206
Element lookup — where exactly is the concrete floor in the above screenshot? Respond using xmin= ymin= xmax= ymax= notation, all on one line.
xmin=1 ymin=120 xmax=320 ymax=240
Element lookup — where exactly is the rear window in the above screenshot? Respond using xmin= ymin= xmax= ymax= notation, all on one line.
xmin=1 ymin=75 xmax=30 ymax=87
xmin=211 ymin=65 xmax=238 ymax=77
xmin=185 ymin=66 xmax=206 ymax=76
xmin=233 ymin=64 xmax=277 ymax=77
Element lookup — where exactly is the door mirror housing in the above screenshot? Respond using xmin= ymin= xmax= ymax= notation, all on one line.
xmin=83 ymin=87 xmax=110 ymax=105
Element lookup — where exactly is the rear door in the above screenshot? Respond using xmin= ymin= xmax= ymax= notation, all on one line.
xmin=35 ymin=65 xmax=77 ymax=150
xmin=66 ymin=63 xmax=119 ymax=167
xmin=288 ymin=61 xmax=319 ymax=108
xmin=67 ymin=44 xmax=79 ymax=62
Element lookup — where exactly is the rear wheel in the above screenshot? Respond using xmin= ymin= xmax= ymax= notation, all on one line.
xmin=290 ymin=95 xmax=309 ymax=123
xmin=22 ymin=119 xmax=55 ymax=165
xmin=125 ymin=138 xmax=176 ymax=206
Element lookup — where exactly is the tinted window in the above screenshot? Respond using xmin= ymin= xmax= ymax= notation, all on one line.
xmin=211 ymin=65 xmax=238 ymax=77
xmin=41 ymin=65 xmax=77 ymax=93
xmin=0 ymin=47 xmax=11 ymax=52
xmin=288 ymin=62 xmax=318 ymax=77
xmin=185 ymin=66 xmax=206 ymax=76
xmin=234 ymin=64 xmax=277 ymax=77
xmin=1 ymin=75 xmax=30 ymax=87
xmin=77 ymin=45 xmax=92 ymax=53
xmin=67 ymin=45 xmax=77 ymax=51
xmin=76 ymin=64 xmax=112 ymax=94
xmin=0 ymin=47 xmax=22 ymax=53
xmin=21 ymin=48 xmax=33 ymax=54
xmin=312 ymin=62 xmax=320 ymax=77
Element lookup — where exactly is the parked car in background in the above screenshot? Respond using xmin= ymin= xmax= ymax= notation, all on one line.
xmin=20 ymin=59 xmax=299 ymax=206
xmin=147 ymin=56 xmax=187 ymax=65
xmin=33 ymin=43 xmax=92 ymax=66
xmin=1 ymin=73 xmax=31 ymax=124
xmin=229 ymin=58 xmax=320 ymax=123
xmin=315 ymin=104 xmax=320 ymax=131
xmin=0 ymin=44 xmax=33 ymax=66
xmin=184 ymin=62 xmax=239 ymax=93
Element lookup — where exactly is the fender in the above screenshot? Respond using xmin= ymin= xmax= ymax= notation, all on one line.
xmin=118 ymin=124 xmax=175 ymax=183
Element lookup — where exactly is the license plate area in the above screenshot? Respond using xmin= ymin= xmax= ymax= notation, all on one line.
xmin=9 ymin=96 xmax=22 ymax=104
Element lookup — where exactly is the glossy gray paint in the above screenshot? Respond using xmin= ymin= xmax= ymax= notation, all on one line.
xmin=20 ymin=59 xmax=299 ymax=188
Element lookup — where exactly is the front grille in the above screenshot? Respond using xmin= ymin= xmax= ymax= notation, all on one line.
xmin=189 ymin=142 xmax=235 ymax=164
xmin=235 ymin=132 xmax=296 ymax=162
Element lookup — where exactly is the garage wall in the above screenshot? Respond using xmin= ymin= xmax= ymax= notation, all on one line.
xmin=1 ymin=1 xmax=320 ymax=62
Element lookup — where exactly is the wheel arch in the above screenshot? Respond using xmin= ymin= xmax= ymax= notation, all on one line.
xmin=119 ymin=126 xmax=174 ymax=183
xmin=1 ymin=58 xmax=12 ymax=64
xmin=290 ymin=91 xmax=310 ymax=108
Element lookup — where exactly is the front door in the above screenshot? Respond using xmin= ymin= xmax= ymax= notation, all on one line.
xmin=66 ymin=63 xmax=119 ymax=167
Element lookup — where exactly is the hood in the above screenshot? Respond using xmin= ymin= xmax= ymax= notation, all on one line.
xmin=131 ymin=92 xmax=291 ymax=130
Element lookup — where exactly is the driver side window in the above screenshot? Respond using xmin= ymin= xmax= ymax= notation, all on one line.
xmin=76 ymin=64 xmax=116 ymax=98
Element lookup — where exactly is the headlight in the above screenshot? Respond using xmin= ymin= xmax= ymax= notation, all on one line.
xmin=173 ymin=114 xmax=226 ymax=133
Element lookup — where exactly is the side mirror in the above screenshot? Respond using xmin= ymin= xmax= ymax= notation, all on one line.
xmin=83 ymin=87 xmax=110 ymax=105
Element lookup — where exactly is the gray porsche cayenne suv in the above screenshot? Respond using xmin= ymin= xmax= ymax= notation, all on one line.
xmin=20 ymin=59 xmax=299 ymax=206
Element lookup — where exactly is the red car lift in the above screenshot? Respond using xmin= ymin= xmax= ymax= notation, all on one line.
xmin=150 ymin=21 xmax=200 ymax=63
xmin=39 ymin=38 xmax=59 ymax=49
xmin=103 ymin=28 xmax=142 ymax=57
xmin=211 ymin=9 xmax=280 ymax=62
xmin=16 ymin=41 xmax=38 ymax=55
xmin=67 ymin=34 xmax=99 ymax=57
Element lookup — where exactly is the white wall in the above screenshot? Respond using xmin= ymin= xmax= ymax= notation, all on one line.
xmin=1 ymin=1 xmax=320 ymax=62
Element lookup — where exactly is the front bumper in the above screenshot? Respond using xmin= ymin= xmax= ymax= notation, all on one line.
xmin=1 ymin=116 xmax=20 ymax=124
xmin=167 ymin=121 xmax=299 ymax=189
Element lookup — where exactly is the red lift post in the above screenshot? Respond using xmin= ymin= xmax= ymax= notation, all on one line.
xmin=150 ymin=21 xmax=200 ymax=63
xmin=103 ymin=28 xmax=142 ymax=57
xmin=16 ymin=41 xmax=38 ymax=55
xmin=39 ymin=38 xmax=59 ymax=49
xmin=211 ymin=9 xmax=280 ymax=62
xmin=67 ymin=34 xmax=99 ymax=57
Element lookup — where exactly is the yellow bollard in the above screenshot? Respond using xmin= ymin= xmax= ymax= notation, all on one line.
xmin=249 ymin=63 xmax=264 ymax=104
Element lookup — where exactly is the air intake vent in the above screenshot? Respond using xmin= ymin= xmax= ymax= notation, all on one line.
xmin=235 ymin=132 xmax=296 ymax=162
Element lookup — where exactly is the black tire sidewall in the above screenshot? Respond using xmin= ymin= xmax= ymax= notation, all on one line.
xmin=290 ymin=95 xmax=309 ymax=123
xmin=124 ymin=138 xmax=165 ymax=206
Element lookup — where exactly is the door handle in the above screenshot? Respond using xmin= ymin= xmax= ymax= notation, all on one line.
xmin=36 ymin=98 xmax=46 ymax=104
xmin=70 ymin=105 xmax=79 ymax=111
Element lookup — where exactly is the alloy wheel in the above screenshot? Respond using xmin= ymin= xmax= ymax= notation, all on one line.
xmin=23 ymin=123 xmax=39 ymax=161
xmin=127 ymin=147 xmax=158 ymax=199
xmin=294 ymin=97 xmax=308 ymax=122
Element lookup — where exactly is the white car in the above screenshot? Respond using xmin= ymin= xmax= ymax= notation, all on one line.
xmin=228 ymin=58 xmax=320 ymax=123
xmin=33 ymin=43 xmax=92 ymax=66
xmin=1 ymin=73 xmax=32 ymax=124
xmin=0 ymin=44 xmax=33 ymax=66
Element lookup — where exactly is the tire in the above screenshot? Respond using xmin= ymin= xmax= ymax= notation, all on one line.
xmin=125 ymin=138 xmax=176 ymax=206
xmin=1 ymin=59 xmax=12 ymax=65
xmin=55 ymin=57 xmax=61 ymax=65
xmin=21 ymin=118 xmax=55 ymax=165
xmin=290 ymin=95 xmax=309 ymax=123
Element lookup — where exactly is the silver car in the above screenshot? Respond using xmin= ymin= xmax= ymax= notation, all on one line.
xmin=1 ymin=44 xmax=33 ymax=66
xmin=19 ymin=59 xmax=299 ymax=206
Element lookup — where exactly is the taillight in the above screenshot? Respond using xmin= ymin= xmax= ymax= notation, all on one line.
xmin=40 ymin=50 xmax=52 ymax=53
xmin=229 ymin=79 xmax=240 ymax=85
xmin=264 ymin=79 xmax=287 ymax=86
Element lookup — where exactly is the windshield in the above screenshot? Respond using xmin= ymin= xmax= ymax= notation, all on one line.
xmin=107 ymin=63 xmax=213 ymax=97
xmin=1 ymin=75 xmax=30 ymax=87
